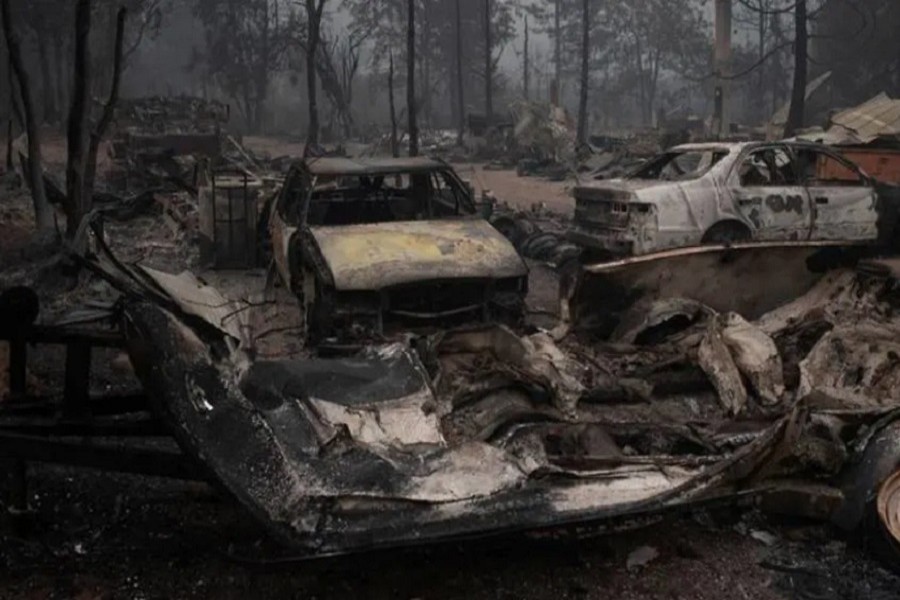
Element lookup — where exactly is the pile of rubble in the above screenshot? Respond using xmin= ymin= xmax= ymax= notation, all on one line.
xmin=108 ymin=96 xmax=253 ymax=195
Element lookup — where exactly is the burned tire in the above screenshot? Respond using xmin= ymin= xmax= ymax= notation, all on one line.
xmin=701 ymin=221 xmax=751 ymax=244
xmin=835 ymin=420 xmax=900 ymax=574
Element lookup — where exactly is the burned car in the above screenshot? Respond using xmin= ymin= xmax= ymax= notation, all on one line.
xmin=570 ymin=141 xmax=882 ymax=257
xmin=267 ymin=157 xmax=528 ymax=341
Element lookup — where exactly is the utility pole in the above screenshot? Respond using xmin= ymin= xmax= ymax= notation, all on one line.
xmin=713 ymin=0 xmax=732 ymax=139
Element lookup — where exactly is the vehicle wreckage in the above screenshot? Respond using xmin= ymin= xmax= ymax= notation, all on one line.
xmin=266 ymin=157 xmax=528 ymax=342
xmin=4 ymin=223 xmax=894 ymax=560
xmin=569 ymin=141 xmax=890 ymax=257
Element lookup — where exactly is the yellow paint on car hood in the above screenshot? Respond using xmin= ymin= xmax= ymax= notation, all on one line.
xmin=309 ymin=219 xmax=528 ymax=291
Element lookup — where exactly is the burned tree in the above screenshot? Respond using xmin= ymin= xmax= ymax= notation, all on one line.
xmin=522 ymin=13 xmax=530 ymax=101
xmin=454 ymin=0 xmax=466 ymax=146
xmin=483 ymin=0 xmax=493 ymax=123
xmin=84 ymin=7 xmax=127 ymax=204
xmin=455 ymin=0 xmax=465 ymax=145
xmin=406 ymin=0 xmax=418 ymax=157
xmin=5 ymin=50 xmax=20 ymax=173
xmin=193 ymin=0 xmax=288 ymax=133
xmin=1 ymin=0 xmax=52 ymax=230
xmin=303 ymin=0 xmax=327 ymax=152
xmin=389 ymin=50 xmax=399 ymax=158
xmin=576 ymin=0 xmax=590 ymax=146
xmin=316 ymin=28 xmax=366 ymax=140
xmin=783 ymin=0 xmax=807 ymax=137
xmin=66 ymin=0 xmax=92 ymax=236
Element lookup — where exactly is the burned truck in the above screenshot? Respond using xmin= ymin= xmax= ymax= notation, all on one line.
xmin=267 ymin=157 xmax=528 ymax=342
xmin=569 ymin=141 xmax=882 ymax=257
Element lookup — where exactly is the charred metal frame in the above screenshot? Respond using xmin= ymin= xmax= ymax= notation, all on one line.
xmin=0 ymin=324 xmax=201 ymax=515
xmin=209 ymin=170 xmax=259 ymax=269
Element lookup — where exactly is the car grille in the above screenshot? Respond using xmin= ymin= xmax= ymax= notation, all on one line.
xmin=385 ymin=281 xmax=487 ymax=319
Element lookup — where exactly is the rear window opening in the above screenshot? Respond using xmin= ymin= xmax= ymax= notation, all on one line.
xmin=630 ymin=150 xmax=728 ymax=182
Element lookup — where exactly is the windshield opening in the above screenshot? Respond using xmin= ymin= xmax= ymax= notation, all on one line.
xmin=629 ymin=150 xmax=728 ymax=182
xmin=305 ymin=170 xmax=474 ymax=226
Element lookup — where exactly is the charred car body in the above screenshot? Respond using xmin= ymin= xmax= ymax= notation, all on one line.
xmin=268 ymin=157 xmax=528 ymax=341
xmin=570 ymin=141 xmax=884 ymax=257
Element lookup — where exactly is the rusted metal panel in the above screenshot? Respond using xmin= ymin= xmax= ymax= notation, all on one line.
xmin=831 ymin=148 xmax=900 ymax=185
xmin=308 ymin=219 xmax=528 ymax=291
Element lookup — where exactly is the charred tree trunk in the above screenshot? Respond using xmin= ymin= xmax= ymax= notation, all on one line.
xmin=5 ymin=117 xmax=11 ymax=172
xmin=84 ymin=8 xmax=126 ymax=201
xmin=422 ymin=6 xmax=431 ymax=128
xmin=484 ymin=0 xmax=493 ymax=124
xmin=553 ymin=0 xmax=561 ymax=104
xmin=523 ymin=15 xmax=530 ymax=101
xmin=757 ymin=4 xmax=767 ymax=118
xmin=406 ymin=0 xmax=418 ymax=157
xmin=1 ymin=0 xmax=52 ymax=229
xmin=784 ymin=0 xmax=808 ymax=138
xmin=576 ymin=0 xmax=590 ymax=146
xmin=455 ymin=0 xmax=465 ymax=146
xmin=304 ymin=0 xmax=326 ymax=153
xmin=389 ymin=51 xmax=399 ymax=158
xmin=37 ymin=41 xmax=56 ymax=123
xmin=6 ymin=60 xmax=14 ymax=172
xmin=66 ymin=0 xmax=92 ymax=236
xmin=53 ymin=36 xmax=67 ymax=125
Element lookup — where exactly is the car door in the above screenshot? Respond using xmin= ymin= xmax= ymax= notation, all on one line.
xmin=792 ymin=146 xmax=878 ymax=242
xmin=730 ymin=145 xmax=813 ymax=241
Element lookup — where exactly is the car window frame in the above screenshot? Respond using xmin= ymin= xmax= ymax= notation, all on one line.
xmin=294 ymin=166 xmax=476 ymax=227
xmin=731 ymin=144 xmax=803 ymax=188
xmin=627 ymin=149 xmax=729 ymax=182
xmin=792 ymin=145 xmax=871 ymax=188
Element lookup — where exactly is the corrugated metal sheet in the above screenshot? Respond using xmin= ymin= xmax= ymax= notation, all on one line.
xmin=829 ymin=93 xmax=900 ymax=144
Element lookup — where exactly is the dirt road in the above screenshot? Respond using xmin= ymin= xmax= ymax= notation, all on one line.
xmin=451 ymin=163 xmax=576 ymax=215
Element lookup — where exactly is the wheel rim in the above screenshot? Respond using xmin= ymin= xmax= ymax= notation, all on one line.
xmin=877 ymin=469 xmax=900 ymax=547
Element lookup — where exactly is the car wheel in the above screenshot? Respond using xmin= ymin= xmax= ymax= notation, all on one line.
xmin=834 ymin=420 xmax=900 ymax=573
xmin=701 ymin=221 xmax=752 ymax=244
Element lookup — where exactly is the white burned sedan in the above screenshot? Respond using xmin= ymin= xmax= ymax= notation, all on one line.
xmin=569 ymin=141 xmax=880 ymax=256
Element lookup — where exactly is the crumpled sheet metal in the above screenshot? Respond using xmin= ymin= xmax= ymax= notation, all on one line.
xmin=698 ymin=313 xmax=784 ymax=415
xmin=698 ymin=315 xmax=748 ymax=416
xmin=437 ymin=326 xmax=586 ymax=416
xmin=611 ymin=297 xmax=711 ymax=345
xmin=721 ymin=314 xmax=784 ymax=407
xmin=79 ymin=234 xmax=900 ymax=558
xmin=570 ymin=242 xmax=859 ymax=339
xmin=122 ymin=298 xmax=811 ymax=555
xmin=799 ymin=322 xmax=900 ymax=407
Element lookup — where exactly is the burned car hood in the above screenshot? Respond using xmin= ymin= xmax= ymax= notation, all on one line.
xmin=307 ymin=219 xmax=528 ymax=291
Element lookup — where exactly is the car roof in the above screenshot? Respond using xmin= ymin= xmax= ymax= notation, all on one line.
xmin=670 ymin=140 xmax=830 ymax=153
xmin=299 ymin=156 xmax=450 ymax=177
